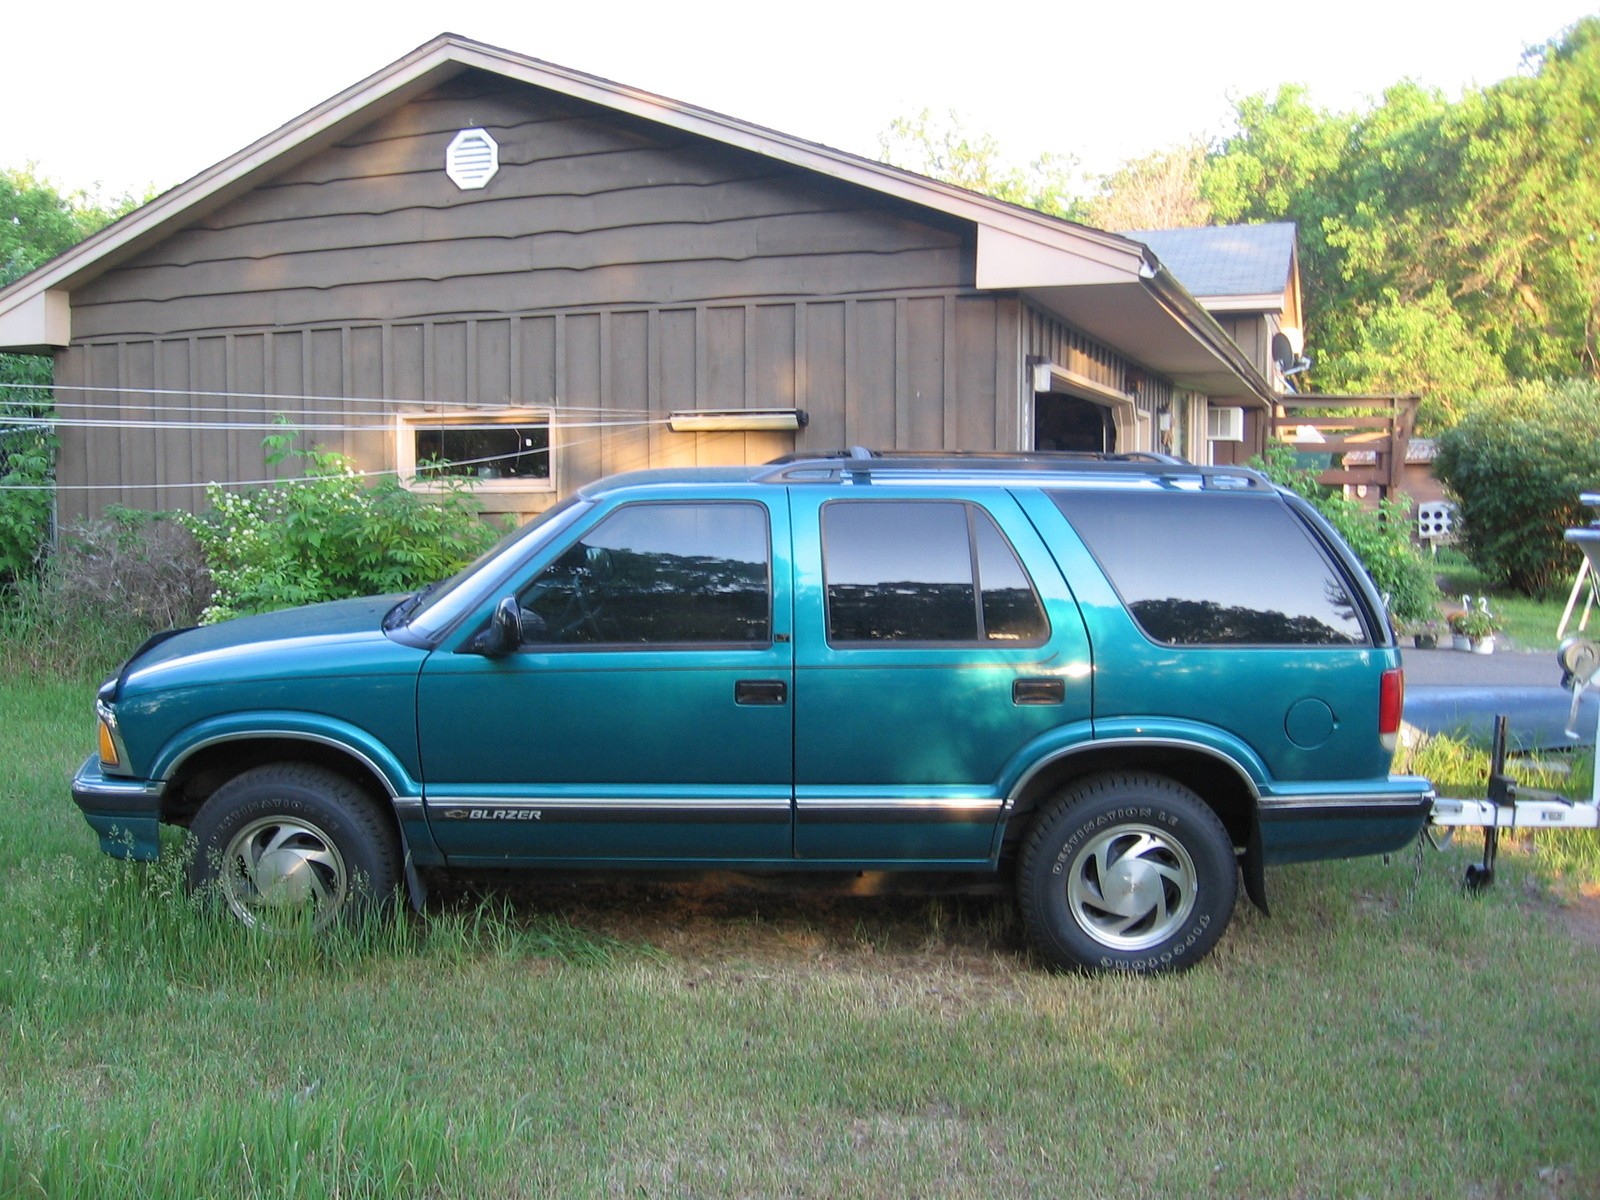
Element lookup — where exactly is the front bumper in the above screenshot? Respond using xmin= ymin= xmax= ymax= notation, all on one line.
xmin=71 ymin=756 xmax=163 ymax=861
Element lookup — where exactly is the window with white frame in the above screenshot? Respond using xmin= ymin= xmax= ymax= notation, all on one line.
xmin=397 ymin=410 xmax=553 ymax=492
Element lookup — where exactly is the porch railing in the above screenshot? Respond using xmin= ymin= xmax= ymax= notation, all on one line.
xmin=1271 ymin=393 xmax=1420 ymax=501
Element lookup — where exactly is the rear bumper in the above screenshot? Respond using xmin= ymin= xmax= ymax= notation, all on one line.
xmin=1257 ymin=775 xmax=1435 ymax=864
xmin=71 ymin=756 xmax=163 ymax=861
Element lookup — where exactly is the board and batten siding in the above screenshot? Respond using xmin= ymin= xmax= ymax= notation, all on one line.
xmin=56 ymin=288 xmax=1018 ymax=520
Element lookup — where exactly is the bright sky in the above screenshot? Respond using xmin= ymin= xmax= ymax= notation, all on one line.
xmin=5 ymin=0 xmax=1597 ymax=202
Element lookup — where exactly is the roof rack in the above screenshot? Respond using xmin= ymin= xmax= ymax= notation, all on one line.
xmin=757 ymin=448 xmax=1271 ymax=490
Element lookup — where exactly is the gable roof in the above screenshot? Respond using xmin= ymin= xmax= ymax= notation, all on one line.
xmin=0 ymin=34 xmax=1275 ymax=405
xmin=1124 ymin=223 xmax=1298 ymax=312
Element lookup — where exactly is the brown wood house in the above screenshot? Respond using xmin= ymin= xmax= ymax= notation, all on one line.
xmin=0 ymin=33 xmax=1287 ymax=524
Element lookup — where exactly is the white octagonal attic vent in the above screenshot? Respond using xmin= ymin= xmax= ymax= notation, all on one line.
xmin=445 ymin=128 xmax=499 ymax=190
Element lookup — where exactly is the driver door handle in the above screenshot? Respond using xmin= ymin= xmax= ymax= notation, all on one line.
xmin=735 ymin=679 xmax=788 ymax=706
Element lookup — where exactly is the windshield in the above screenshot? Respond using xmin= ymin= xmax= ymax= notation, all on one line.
xmin=403 ymin=496 xmax=590 ymax=640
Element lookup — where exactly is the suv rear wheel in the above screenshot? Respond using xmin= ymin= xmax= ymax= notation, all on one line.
xmin=1018 ymin=773 xmax=1237 ymax=973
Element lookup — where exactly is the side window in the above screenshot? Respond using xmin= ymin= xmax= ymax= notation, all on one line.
xmin=822 ymin=501 xmax=1049 ymax=645
xmin=1051 ymin=490 xmax=1369 ymax=646
xmin=518 ymin=502 xmax=770 ymax=646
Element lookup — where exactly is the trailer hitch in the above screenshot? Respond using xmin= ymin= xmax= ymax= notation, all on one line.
xmin=1427 ymin=636 xmax=1600 ymax=893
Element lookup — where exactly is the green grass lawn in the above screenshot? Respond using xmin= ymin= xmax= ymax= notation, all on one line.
xmin=3 ymin=675 xmax=1598 ymax=1199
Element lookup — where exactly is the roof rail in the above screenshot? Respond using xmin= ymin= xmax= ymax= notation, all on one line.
xmin=756 ymin=449 xmax=1271 ymax=489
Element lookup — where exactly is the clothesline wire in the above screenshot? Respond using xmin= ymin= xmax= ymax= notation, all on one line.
xmin=0 ymin=425 xmax=653 ymax=492
xmin=1 ymin=415 xmax=671 ymax=434
xmin=0 ymin=381 xmax=653 ymax=417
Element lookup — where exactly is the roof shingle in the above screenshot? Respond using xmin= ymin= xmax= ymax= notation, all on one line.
xmin=1125 ymin=222 xmax=1297 ymax=300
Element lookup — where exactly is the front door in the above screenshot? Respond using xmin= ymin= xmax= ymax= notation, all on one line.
xmin=416 ymin=496 xmax=794 ymax=866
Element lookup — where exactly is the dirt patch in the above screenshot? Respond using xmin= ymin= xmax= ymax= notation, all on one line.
xmin=1545 ymin=884 xmax=1600 ymax=950
xmin=431 ymin=873 xmax=1035 ymax=991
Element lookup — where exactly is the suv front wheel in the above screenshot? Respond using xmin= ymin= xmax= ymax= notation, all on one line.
xmin=188 ymin=764 xmax=401 ymax=934
xmin=1018 ymin=773 xmax=1238 ymax=973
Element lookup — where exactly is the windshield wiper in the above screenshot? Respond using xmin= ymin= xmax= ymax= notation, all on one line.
xmin=383 ymin=580 xmax=440 ymax=631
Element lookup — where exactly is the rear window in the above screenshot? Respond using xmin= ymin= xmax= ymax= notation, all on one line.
xmin=1050 ymin=490 xmax=1368 ymax=646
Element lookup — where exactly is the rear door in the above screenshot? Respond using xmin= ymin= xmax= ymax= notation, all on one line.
xmin=788 ymin=488 xmax=1092 ymax=864
xmin=416 ymin=493 xmax=794 ymax=866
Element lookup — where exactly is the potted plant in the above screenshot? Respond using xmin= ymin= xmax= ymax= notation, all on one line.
xmin=1454 ymin=608 xmax=1500 ymax=654
xmin=1408 ymin=618 xmax=1444 ymax=650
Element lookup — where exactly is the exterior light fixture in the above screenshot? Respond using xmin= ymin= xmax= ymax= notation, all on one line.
xmin=667 ymin=409 xmax=808 ymax=433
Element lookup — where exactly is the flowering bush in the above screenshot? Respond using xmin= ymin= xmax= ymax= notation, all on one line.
xmin=183 ymin=438 xmax=505 ymax=624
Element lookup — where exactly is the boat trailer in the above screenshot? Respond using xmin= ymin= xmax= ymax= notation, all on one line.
xmin=1427 ymin=632 xmax=1600 ymax=890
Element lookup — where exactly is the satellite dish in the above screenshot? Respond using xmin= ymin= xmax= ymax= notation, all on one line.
xmin=1272 ymin=332 xmax=1297 ymax=372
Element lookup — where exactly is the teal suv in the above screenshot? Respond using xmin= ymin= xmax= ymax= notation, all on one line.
xmin=74 ymin=452 xmax=1431 ymax=972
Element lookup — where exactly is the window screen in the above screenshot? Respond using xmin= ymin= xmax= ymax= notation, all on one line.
xmin=822 ymin=501 xmax=1048 ymax=645
xmin=1051 ymin=490 xmax=1367 ymax=646
xmin=519 ymin=502 xmax=770 ymax=646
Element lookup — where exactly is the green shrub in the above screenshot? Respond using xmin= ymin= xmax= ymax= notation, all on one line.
xmin=1253 ymin=443 xmax=1441 ymax=625
xmin=1433 ymin=379 xmax=1600 ymax=597
xmin=183 ymin=438 xmax=506 ymax=624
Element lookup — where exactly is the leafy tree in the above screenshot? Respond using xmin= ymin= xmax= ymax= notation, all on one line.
xmin=878 ymin=109 xmax=1083 ymax=219
xmin=1201 ymin=21 xmax=1600 ymax=410
xmin=1313 ymin=286 xmax=1510 ymax=427
xmin=0 ymin=168 xmax=135 ymax=583
xmin=1082 ymin=142 xmax=1212 ymax=231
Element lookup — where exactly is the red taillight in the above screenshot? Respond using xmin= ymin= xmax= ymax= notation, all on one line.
xmin=1379 ymin=668 xmax=1404 ymax=751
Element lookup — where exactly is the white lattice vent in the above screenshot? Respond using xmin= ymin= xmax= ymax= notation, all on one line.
xmin=446 ymin=128 xmax=499 ymax=190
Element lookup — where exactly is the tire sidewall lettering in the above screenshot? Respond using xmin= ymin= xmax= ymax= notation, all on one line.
xmin=1050 ymin=804 xmax=1179 ymax=876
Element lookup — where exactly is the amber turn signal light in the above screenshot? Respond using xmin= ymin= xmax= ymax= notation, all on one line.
xmin=97 ymin=718 xmax=120 ymax=768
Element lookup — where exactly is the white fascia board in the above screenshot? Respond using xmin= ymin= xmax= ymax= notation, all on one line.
xmin=974 ymin=225 xmax=1144 ymax=290
xmin=1193 ymin=293 xmax=1286 ymax=314
xmin=0 ymin=290 xmax=70 ymax=351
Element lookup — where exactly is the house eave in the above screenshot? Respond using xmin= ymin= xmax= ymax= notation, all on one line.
xmin=0 ymin=290 xmax=71 ymax=352
xmin=996 ymin=237 xmax=1277 ymax=407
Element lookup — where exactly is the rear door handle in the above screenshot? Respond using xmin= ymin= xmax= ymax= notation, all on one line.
xmin=1013 ymin=677 xmax=1065 ymax=705
xmin=735 ymin=679 xmax=788 ymax=705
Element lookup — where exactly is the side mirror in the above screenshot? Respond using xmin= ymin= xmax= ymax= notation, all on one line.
xmin=470 ymin=596 xmax=524 ymax=657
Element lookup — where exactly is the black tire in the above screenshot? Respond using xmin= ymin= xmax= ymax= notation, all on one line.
xmin=187 ymin=763 xmax=400 ymax=933
xmin=1017 ymin=773 xmax=1237 ymax=974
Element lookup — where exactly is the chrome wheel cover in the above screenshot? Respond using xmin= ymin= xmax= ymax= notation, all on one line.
xmin=219 ymin=814 xmax=348 ymax=932
xmin=1065 ymin=823 xmax=1198 ymax=951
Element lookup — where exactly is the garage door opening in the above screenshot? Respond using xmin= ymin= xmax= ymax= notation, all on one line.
xmin=1035 ymin=392 xmax=1115 ymax=454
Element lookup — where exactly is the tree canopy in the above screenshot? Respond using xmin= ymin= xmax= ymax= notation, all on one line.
xmin=878 ymin=109 xmax=1083 ymax=220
